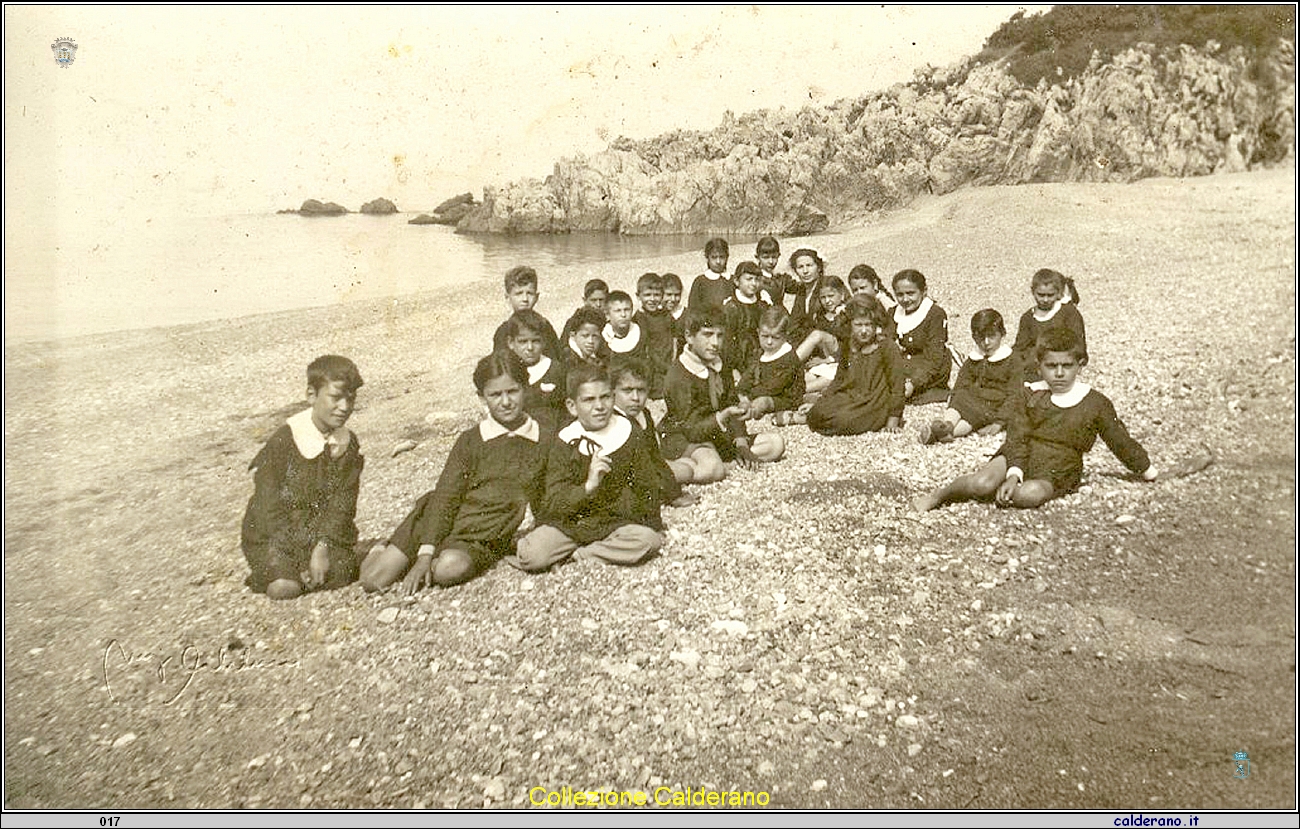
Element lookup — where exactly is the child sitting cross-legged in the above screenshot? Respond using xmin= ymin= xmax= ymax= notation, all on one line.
xmin=513 ymin=364 xmax=665 ymax=572
xmin=360 ymin=352 xmax=549 ymax=593
xmin=912 ymin=327 xmax=1157 ymax=512
xmin=241 ymin=355 xmax=366 ymax=599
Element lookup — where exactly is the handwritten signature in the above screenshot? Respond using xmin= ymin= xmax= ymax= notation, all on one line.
xmin=102 ymin=638 xmax=297 ymax=706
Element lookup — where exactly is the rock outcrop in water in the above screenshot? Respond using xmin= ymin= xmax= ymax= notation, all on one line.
xmin=360 ymin=197 xmax=398 ymax=215
xmin=410 ymin=193 xmax=478 ymax=225
xmin=292 ymin=199 xmax=349 ymax=217
xmin=457 ymin=39 xmax=1295 ymax=235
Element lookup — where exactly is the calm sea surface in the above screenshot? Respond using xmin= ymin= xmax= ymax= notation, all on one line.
xmin=4 ymin=213 xmax=768 ymax=344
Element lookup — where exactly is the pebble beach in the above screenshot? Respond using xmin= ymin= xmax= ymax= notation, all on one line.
xmin=4 ymin=168 xmax=1295 ymax=810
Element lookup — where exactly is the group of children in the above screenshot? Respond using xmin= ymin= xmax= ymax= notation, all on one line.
xmin=241 ymin=237 xmax=1158 ymax=599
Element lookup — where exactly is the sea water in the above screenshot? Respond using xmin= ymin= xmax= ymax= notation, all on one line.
xmin=3 ymin=213 xmax=763 ymax=344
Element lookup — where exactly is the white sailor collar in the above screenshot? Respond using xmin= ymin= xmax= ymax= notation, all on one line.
xmin=526 ymin=355 xmax=553 ymax=385
xmin=479 ymin=415 xmax=541 ymax=443
xmin=760 ymin=342 xmax=793 ymax=363
xmin=678 ymin=346 xmax=722 ymax=379
xmin=1027 ymin=380 xmax=1092 ymax=408
xmin=894 ymin=296 xmax=934 ymax=336
xmin=1032 ymin=300 xmax=1064 ymax=322
xmin=730 ymin=289 xmax=758 ymax=305
xmin=568 ymin=336 xmax=591 ymax=360
xmin=603 ymin=322 xmax=643 ymax=353
xmin=968 ymin=344 xmax=1013 ymax=363
xmin=557 ymin=412 xmax=632 ymax=455
xmin=288 ymin=408 xmax=350 ymax=459
xmin=700 ymin=270 xmax=726 ymax=281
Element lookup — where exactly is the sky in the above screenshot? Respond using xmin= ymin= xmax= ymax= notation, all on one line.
xmin=4 ymin=4 xmax=1051 ymax=226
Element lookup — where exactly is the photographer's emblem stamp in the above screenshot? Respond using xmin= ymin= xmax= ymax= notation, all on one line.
xmin=51 ymin=37 xmax=77 ymax=68
xmin=1233 ymin=750 xmax=1251 ymax=779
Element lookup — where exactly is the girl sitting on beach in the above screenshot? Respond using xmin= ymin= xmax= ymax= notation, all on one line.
xmin=360 ymin=352 xmax=549 ymax=593
xmin=912 ymin=327 xmax=1157 ymax=511
xmin=1011 ymin=268 xmax=1087 ymax=382
xmin=798 ymin=275 xmax=850 ymax=395
xmin=891 ymin=268 xmax=951 ymax=405
xmin=847 ymin=263 xmax=898 ymax=317
xmin=806 ymin=295 xmax=904 ymax=436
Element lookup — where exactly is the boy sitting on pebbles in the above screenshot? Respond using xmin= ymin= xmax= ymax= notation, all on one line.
xmin=512 ymin=364 xmax=665 ymax=571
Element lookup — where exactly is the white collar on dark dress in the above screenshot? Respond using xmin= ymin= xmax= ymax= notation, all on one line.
xmin=479 ymin=415 xmax=540 ymax=442
xmin=700 ymin=270 xmax=725 ymax=281
xmin=557 ymin=412 xmax=632 ymax=454
xmin=967 ymin=344 xmax=1013 ymax=363
xmin=759 ymin=342 xmax=793 ymax=363
xmin=1027 ymin=380 xmax=1092 ymax=408
xmin=288 ymin=408 xmax=350 ymax=459
xmin=894 ymin=296 xmax=934 ymax=336
xmin=1032 ymin=300 xmax=1063 ymax=322
xmin=526 ymin=355 xmax=552 ymax=385
xmin=602 ymin=322 xmax=643 ymax=352
xmin=678 ymin=345 xmax=722 ymax=379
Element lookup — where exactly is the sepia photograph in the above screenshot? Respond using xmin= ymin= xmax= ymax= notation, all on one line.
xmin=3 ymin=4 xmax=1296 ymax=821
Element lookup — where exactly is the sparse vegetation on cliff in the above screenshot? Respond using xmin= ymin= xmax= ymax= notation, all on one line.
xmin=458 ymin=11 xmax=1294 ymax=235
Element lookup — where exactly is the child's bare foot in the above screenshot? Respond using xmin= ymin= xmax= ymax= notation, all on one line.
xmin=910 ymin=491 xmax=942 ymax=512
xmin=669 ymin=491 xmax=698 ymax=508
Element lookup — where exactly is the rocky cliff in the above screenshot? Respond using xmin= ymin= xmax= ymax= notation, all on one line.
xmin=458 ymin=39 xmax=1294 ymax=235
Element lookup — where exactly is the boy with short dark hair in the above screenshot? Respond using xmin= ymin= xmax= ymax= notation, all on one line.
xmin=912 ymin=327 xmax=1157 ymax=512
xmin=661 ymin=308 xmax=785 ymax=484
xmin=514 ymin=365 xmax=664 ymax=571
xmin=561 ymin=306 xmax=611 ymax=372
xmin=241 ymin=355 xmax=365 ymax=599
xmin=722 ymin=261 xmax=770 ymax=377
xmin=662 ymin=272 xmax=686 ymax=361
xmin=632 ymin=272 xmax=674 ymax=399
xmin=610 ymin=357 xmax=695 ymax=507
xmin=492 ymin=265 xmax=560 ymax=358
xmin=602 ymin=290 xmax=650 ymax=368
xmin=504 ymin=309 xmax=568 ymax=432
xmin=755 ymin=236 xmax=795 ymax=309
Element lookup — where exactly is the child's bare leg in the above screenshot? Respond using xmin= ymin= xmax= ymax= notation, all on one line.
xmin=912 ymin=457 xmax=1007 ymax=511
xmin=749 ymin=396 xmax=776 ymax=419
xmin=265 ymin=579 xmax=302 ymax=600
xmin=805 ymin=371 xmax=833 ymax=395
xmin=795 ymin=331 xmax=825 ymax=362
xmin=688 ymin=444 xmax=726 ymax=484
xmin=667 ymin=458 xmax=694 ymax=484
xmin=751 ymin=432 xmax=785 ymax=462
xmin=432 ymin=547 xmax=476 ymax=586
xmin=359 ymin=543 xmax=410 ymax=592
